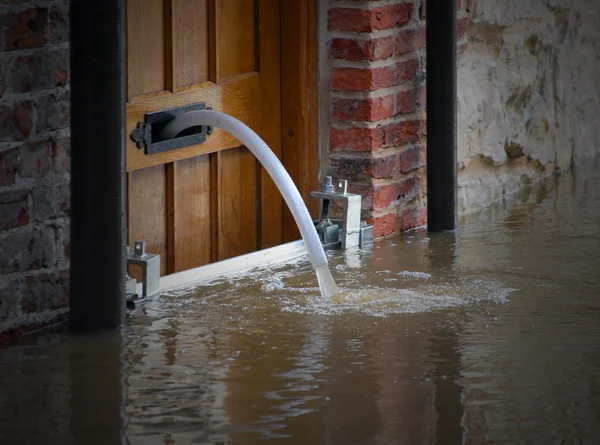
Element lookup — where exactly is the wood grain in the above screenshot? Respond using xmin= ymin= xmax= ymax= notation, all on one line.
xmin=258 ymin=0 xmax=283 ymax=249
xmin=173 ymin=0 xmax=209 ymax=89
xmin=281 ymin=0 xmax=321 ymax=242
xmin=127 ymin=165 xmax=168 ymax=277
xmin=218 ymin=146 xmax=258 ymax=260
xmin=217 ymin=0 xmax=256 ymax=80
xmin=173 ymin=156 xmax=212 ymax=271
xmin=127 ymin=0 xmax=166 ymax=99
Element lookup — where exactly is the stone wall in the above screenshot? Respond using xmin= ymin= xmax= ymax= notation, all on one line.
xmin=0 ymin=0 xmax=70 ymax=337
xmin=457 ymin=0 xmax=600 ymax=213
xmin=321 ymin=0 xmax=470 ymax=238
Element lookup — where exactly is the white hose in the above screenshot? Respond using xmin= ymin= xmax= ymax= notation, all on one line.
xmin=159 ymin=110 xmax=329 ymax=270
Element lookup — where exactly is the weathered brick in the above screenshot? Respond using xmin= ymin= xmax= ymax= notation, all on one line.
xmin=19 ymin=140 xmax=52 ymax=178
xmin=373 ymin=176 xmax=420 ymax=210
xmin=0 ymin=149 xmax=18 ymax=186
xmin=373 ymin=183 xmax=398 ymax=209
xmin=331 ymin=95 xmax=394 ymax=122
xmin=61 ymin=226 xmax=70 ymax=261
xmin=330 ymin=37 xmax=394 ymax=62
xmin=51 ymin=133 xmax=70 ymax=174
xmin=8 ymin=49 xmax=69 ymax=94
xmin=21 ymin=271 xmax=68 ymax=313
xmin=396 ymin=175 xmax=420 ymax=203
xmin=0 ymin=100 xmax=34 ymax=142
xmin=31 ymin=182 xmax=70 ymax=220
xmin=331 ymin=66 xmax=394 ymax=91
xmin=4 ymin=7 xmax=49 ymax=51
xmin=329 ymin=153 xmax=396 ymax=180
xmin=399 ymin=145 xmax=425 ymax=173
xmin=330 ymin=126 xmax=384 ymax=151
xmin=35 ymin=90 xmax=70 ymax=132
xmin=48 ymin=4 xmax=69 ymax=43
xmin=397 ymin=87 xmax=425 ymax=114
xmin=0 ymin=227 xmax=56 ymax=274
xmin=0 ymin=189 xmax=29 ymax=231
xmin=328 ymin=3 xmax=413 ymax=32
xmin=399 ymin=203 xmax=427 ymax=230
xmin=0 ymin=277 xmax=21 ymax=323
xmin=396 ymin=27 xmax=426 ymax=55
xmin=393 ymin=58 xmax=419 ymax=85
xmin=383 ymin=119 xmax=421 ymax=147
xmin=365 ymin=212 xmax=396 ymax=238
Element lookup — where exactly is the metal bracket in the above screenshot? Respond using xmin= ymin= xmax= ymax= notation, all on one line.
xmin=126 ymin=241 xmax=161 ymax=308
xmin=130 ymin=103 xmax=213 ymax=155
xmin=311 ymin=176 xmax=368 ymax=250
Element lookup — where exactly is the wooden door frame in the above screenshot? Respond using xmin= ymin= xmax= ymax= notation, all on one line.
xmin=69 ymin=0 xmax=320 ymax=330
xmin=280 ymin=0 xmax=321 ymax=240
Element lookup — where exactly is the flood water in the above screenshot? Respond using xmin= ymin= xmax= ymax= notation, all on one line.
xmin=1 ymin=159 xmax=600 ymax=445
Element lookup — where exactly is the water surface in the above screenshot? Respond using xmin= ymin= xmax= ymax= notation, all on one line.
xmin=1 ymin=161 xmax=599 ymax=445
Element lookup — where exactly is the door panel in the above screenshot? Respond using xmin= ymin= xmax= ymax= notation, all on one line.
xmin=126 ymin=0 xmax=316 ymax=277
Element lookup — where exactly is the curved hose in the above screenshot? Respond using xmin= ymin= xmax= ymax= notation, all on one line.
xmin=160 ymin=110 xmax=329 ymax=271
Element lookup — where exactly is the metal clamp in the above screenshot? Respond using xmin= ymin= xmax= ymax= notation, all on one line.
xmin=311 ymin=176 xmax=372 ymax=250
xmin=126 ymin=241 xmax=161 ymax=307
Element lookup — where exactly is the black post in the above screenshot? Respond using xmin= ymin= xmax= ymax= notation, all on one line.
xmin=69 ymin=0 xmax=126 ymax=331
xmin=426 ymin=0 xmax=458 ymax=232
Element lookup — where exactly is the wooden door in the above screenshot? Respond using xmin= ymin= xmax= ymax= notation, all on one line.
xmin=125 ymin=0 xmax=304 ymax=277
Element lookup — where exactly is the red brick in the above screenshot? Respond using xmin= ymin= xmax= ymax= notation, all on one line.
xmin=48 ymin=4 xmax=69 ymax=43
xmin=331 ymin=95 xmax=394 ymax=122
xmin=0 ymin=189 xmax=29 ymax=231
xmin=366 ymin=213 xmax=396 ymax=238
xmin=0 ymin=100 xmax=34 ymax=142
xmin=0 ymin=148 xmax=18 ymax=186
xmin=397 ymin=87 xmax=425 ymax=114
xmin=9 ymin=49 xmax=69 ymax=94
xmin=396 ymin=27 xmax=426 ymax=55
xmin=397 ymin=176 xmax=421 ymax=203
xmin=23 ymin=272 xmax=69 ymax=312
xmin=0 ymin=228 xmax=56 ymax=274
xmin=330 ymin=37 xmax=394 ymax=62
xmin=373 ymin=176 xmax=420 ymax=210
xmin=399 ymin=203 xmax=427 ymax=230
xmin=466 ymin=0 xmax=473 ymax=12
xmin=328 ymin=3 xmax=413 ymax=32
xmin=330 ymin=126 xmax=384 ymax=152
xmin=331 ymin=66 xmax=394 ymax=91
xmin=373 ymin=183 xmax=398 ymax=209
xmin=398 ymin=145 xmax=425 ymax=173
xmin=35 ymin=90 xmax=70 ymax=132
xmin=329 ymin=153 xmax=396 ymax=180
xmin=347 ymin=182 xmax=374 ymax=211
xmin=19 ymin=140 xmax=52 ymax=178
xmin=393 ymin=58 xmax=419 ymax=85
xmin=4 ymin=7 xmax=49 ymax=51
xmin=383 ymin=119 xmax=421 ymax=148
xmin=52 ymin=133 xmax=70 ymax=174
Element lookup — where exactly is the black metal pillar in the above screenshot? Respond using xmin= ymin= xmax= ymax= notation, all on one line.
xmin=426 ymin=0 xmax=458 ymax=231
xmin=69 ymin=0 xmax=126 ymax=331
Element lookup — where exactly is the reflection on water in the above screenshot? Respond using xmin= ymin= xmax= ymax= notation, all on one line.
xmin=1 ymin=159 xmax=600 ymax=445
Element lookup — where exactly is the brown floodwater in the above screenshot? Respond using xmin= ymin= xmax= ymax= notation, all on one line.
xmin=1 ymin=159 xmax=600 ymax=445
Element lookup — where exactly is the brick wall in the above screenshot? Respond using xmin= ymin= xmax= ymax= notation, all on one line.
xmin=324 ymin=0 xmax=470 ymax=238
xmin=0 ymin=0 xmax=70 ymax=338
